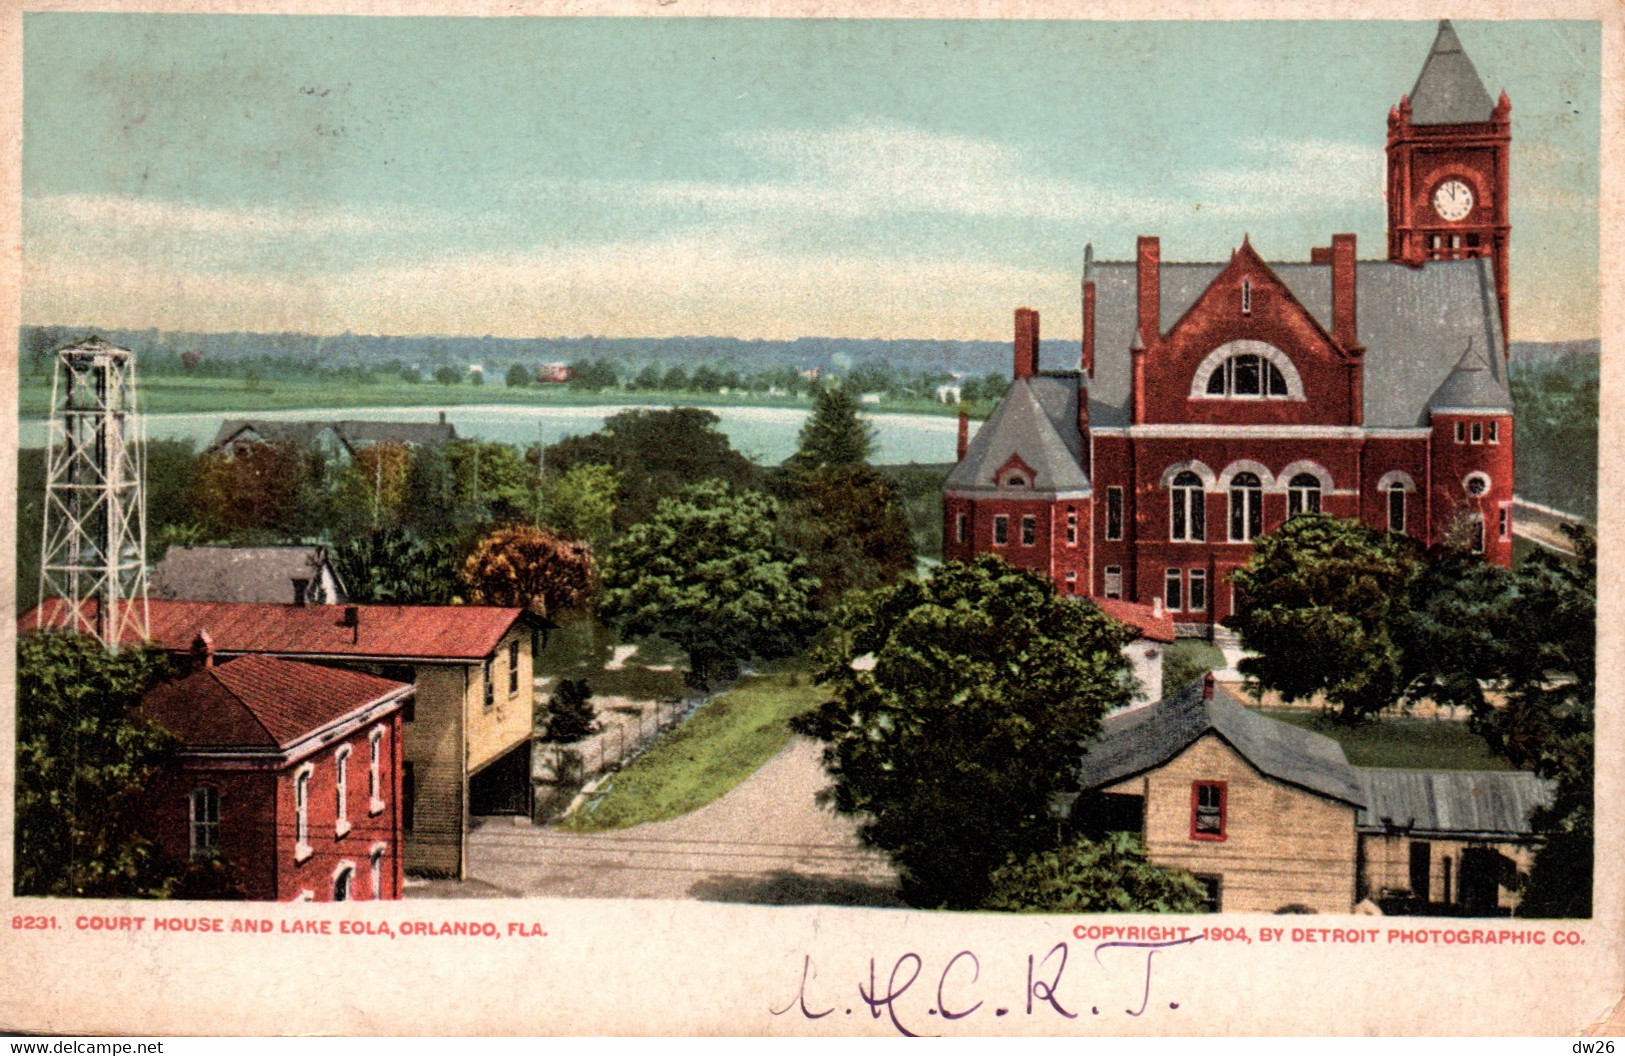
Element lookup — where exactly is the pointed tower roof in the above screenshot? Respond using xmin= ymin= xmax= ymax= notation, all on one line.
xmin=1409 ymin=20 xmax=1496 ymax=126
xmin=945 ymin=377 xmax=1091 ymax=494
xmin=1428 ymin=339 xmax=1512 ymax=413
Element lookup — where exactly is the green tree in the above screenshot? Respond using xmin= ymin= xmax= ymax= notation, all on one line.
xmin=1227 ymin=514 xmax=1421 ymax=724
xmin=793 ymin=556 xmax=1134 ymax=908
xmin=981 ymin=833 xmax=1205 ymax=913
xmin=505 ymin=363 xmax=531 ymax=387
xmin=599 ymin=481 xmax=820 ymax=686
xmin=777 ymin=464 xmax=916 ymax=609
xmin=433 ymin=365 xmax=461 ymax=386
xmin=15 ymin=634 xmax=179 ymax=897
xmin=540 ymin=678 xmax=599 ymax=743
xmin=446 ymin=439 xmax=534 ymax=523
xmin=331 ymin=527 xmax=465 ymax=605
xmin=629 ymin=364 xmax=663 ymax=391
xmin=190 ymin=440 xmax=321 ymax=542
xmin=787 ymin=384 xmax=875 ymax=470
xmin=538 ymin=462 xmax=621 ymax=547
xmin=661 ymin=365 xmax=690 ymax=391
xmin=463 ymin=525 xmax=597 ymax=619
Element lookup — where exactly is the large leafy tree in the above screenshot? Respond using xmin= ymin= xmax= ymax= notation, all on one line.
xmin=463 ymin=525 xmax=597 ymax=619
xmin=1227 ymin=514 xmax=1421 ymax=724
xmin=544 ymin=408 xmax=758 ymax=531
xmin=15 ymin=634 xmax=179 ymax=897
xmin=598 ymin=481 xmax=820 ymax=686
xmin=331 ymin=527 xmax=466 ymax=605
xmin=982 ymin=833 xmax=1205 ymax=913
xmin=777 ymin=463 xmax=916 ymax=610
xmin=328 ymin=441 xmax=414 ymax=537
xmin=793 ymin=556 xmax=1134 ymax=909
xmin=536 ymin=462 xmax=621 ymax=548
xmin=190 ymin=440 xmax=320 ymax=541
xmin=787 ymin=384 xmax=875 ymax=471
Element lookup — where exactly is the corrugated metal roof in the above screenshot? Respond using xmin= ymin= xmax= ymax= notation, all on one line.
xmin=1075 ymin=678 xmax=1366 ymax=807
xmin=149 ymin=546 xmax=346 ymax=605
xmin=945 ymin=376 xmax=1091 ymax=494
xmin=1355 ymin=768 xmax=1554 ymax=838
xmin=21 ymin=598 xmax=523 ymax=661
xmin=1408 ymin=21 xmax=1496 ymax=126
xmin=141 ymin=655 xmax=409 ymax=750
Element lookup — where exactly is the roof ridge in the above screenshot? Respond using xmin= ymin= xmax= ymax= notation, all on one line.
xmin=201 ymin=658 xmax=281 ymax=746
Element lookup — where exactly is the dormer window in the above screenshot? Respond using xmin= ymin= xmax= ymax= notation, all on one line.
xmin=1206 ymin=354 xmax=1289 ymax=398
xmin=1005 ymin=475 xmax=1025 ymax=487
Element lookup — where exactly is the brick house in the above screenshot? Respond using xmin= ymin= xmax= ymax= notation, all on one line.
xmin=139 ymin=652 xmax=411 ymax=901
xmin=1071 ymin=675 xmax=1552 ymax=915
xmin=944 ymin=22 xmax=1515 ymax=636
xmin=22 ymin=598 xmax=541 ymax=878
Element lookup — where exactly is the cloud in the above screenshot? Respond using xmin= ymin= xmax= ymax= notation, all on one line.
xmin=1188 ymin=138 xmax=1382 ymax=214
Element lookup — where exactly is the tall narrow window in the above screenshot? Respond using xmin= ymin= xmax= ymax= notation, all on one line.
xmin=189 ymin=787 xmax=220 ymax=861
xmin=369 ymin=728 xmax=385 ymax=815
xmin=402 ymin=762 xmax=415 ymax=834
xmin=1487 ymin=421 xmax=1500 ymax=444
xmin=1470 ymin=517 xmax=1486 ymax=554
xmin=1286 ymin=472 xmax=1322 ymax=517
xmin=1387 ymin=483 xmax=1407 ymax=534
xmin=1229 ymin=472 xmax=1263 ymax=542
xmin=1164 ymin=569 xmax=1183 ymax=612
xmin=1471 ymin=422 xmax=1483 ymax=444
xmin=992 ymin=515 xmax=1009 ymax=546
xmin=335 ymin=746 xmax=351 ymax=838
xmin=295 ymin=769 xmax=312 ymax=859
xmin=1191 ymin=781 xmax=1226 ymax=841
xmin=1188 ymin=569 xmax=1207 ymax=612
xmin=508 ymin=640 xmax=520 ymax=696
xmin=1064 ymin=572 xmax=1077 ymax=595
xmin=1065 ymin=510 xmax=1078 ymax=546
xmin=1021 ymin=514 xmax=1037 ymax=546
xmin=1454 ymin=422 xmax=1465 ymax=444
xmin=1170 ymin=472 xmax=1205 ymax=542
xmin=333 ymin=864 xmax=353 ymax=902
xmin=1104 ymin=566 xmax=1122 ymax=600
xmin=1105 ymin=487 xmax=1124 ymax=541
xmin=483 ymin=657 xmax=495 ymax=709
xmin=955 ymin=512 xmax=968 ymax=544
xmin=1241 ymin=279 xmax=1252 ymax=315
xmin=370 ymin=845 xmax=386 ymax=900
xmin=1499 ymin=504 xmax=1511 ymax=541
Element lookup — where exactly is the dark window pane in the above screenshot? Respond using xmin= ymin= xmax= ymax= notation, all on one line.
xmin=1232 ymin=355 xmax=1261 ymax=395
xmin=1207 ymin=367 xmax=1226 ymax=394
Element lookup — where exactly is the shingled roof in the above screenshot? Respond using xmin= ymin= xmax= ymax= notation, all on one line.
xmin=1355 ymin=768 xmax=1554 ymax=839
xmin=1408 ymin=20 xmax=1496 ymax=127
xmin=141 ymin=655 xmax=410 ymax=751
xmin=1428 ymin=340 xmax=1513 ymax=413
xmin=945 ymin=375 xmax=1091 ymax=494
xmin=149 ymin=546 xmax=347 ymax=605
xmin=1075 ymin=678 xmax=1366 ymax=807
xmin=208 ymin=418 xmax=457 ymax=454
xmin=21 ymin=598 xmax=528 ymax=662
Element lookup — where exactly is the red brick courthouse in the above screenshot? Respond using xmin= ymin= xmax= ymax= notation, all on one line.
xmin=944 ymin=21 xmax=1516 ymax=636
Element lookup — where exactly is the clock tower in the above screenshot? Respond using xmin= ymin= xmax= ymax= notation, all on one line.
xmin=1386 ymin=20 xmax=1511 ymax=348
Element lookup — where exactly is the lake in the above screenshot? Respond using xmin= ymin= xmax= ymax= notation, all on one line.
xmin=16 ymin=403 xmax=965 ymax=466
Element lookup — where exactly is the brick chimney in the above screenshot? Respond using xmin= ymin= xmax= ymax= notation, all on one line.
xmin=1136 ymin=236 xmax=1161 ymax=348
xmin=956 ymin=407 xmax=970 ymax=462
xmin=1081 ymin=243 xmax=1097 ymax=377
xmin=1203 ymin=671 xmax=1215 ymax=701
xmin=1076 ymin=383 xmax=1091 ymax=477
xmin=1331 ymin=233 xmax=1359 ymax=350
xmin=1013 ymin=308 xmax=1040 ymax=380
xmin=191 ymin=629 xmax=214 ymax=669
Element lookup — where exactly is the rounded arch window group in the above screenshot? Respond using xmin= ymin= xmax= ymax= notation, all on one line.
xmin=1158 ymin=460 xmax=1417 ymax=542
xmin=1190 ymin=340 xmax=1306 ymax=401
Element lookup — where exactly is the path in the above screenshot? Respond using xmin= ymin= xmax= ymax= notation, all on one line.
xmin=415 ymin=738 xmax=901 ymax=907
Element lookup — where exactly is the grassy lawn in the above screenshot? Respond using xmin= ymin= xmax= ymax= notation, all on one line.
xmin=1250 ymin=707 xmax=1512 ymax=771
xmin=561 ymin=661 xmax=828 ymax=831
xmin=1162 ymin=639 xmax=1226 ymax=693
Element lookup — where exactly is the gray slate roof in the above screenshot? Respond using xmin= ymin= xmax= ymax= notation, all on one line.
xmin=1081 ymin=255 xmax=1506 ymax=429
xmin=1355 ymin=768 xmax=1554 ymax=838
xmin=1075 ymin=679 xmax=1367 ymax=808
xmin=149 ymin=546 xmax=347 ymax=605
xmin=1408 ymin=21 xmax=1496 ymax=126
xmin=209 ymin=418 xmax=458 ymax=453
xmin=945 ymin=374 xmax=1091 ymax=494
xmin=1429 ymin=340 xmax=1513 ymax=413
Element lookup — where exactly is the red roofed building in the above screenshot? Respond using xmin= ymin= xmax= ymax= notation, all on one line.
xmin=23 ymin=598 xmax=542 ymax=878
xmin=140 ymin=653 xmax=411 ymax=901
xmin=1094 ymin=597 xmax=1177 ymax=707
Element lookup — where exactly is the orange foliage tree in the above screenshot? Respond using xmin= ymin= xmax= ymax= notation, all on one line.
xmin=462 ymin=525 xmax=597 ymax=618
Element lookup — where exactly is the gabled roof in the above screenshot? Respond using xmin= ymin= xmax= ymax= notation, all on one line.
xmin=1356 ymin=768 xmax=1554 ymax=839
xmin=1082 ymin=255 xmax=1506 ymax=428
xmin=141 ymin=655 xmax=409 ymax=751
xmin=208 ymin=418 xmax=457 ymax=454
xmin=149 ymin=546 xmax=347 ymax=605
xmin=1428 ymin=340 xmax=1513 ymax=413
xmin=1408 ymin=20 xmax=1496 ymax=126
xmin=945 ymin=375 xmax=1091 ymax=494
xmin=21 ymin=598 xmax=526 ymax=661
xmin=209 ymin=419 xmax=332 ymax=451
xmin=1075 ymin=678 xmax=1366 ymax=807
xmin=1093 ymin=598 xmax=1176 ymax=644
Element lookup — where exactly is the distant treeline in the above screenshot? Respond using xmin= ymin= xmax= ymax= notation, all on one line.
xmin=1508 ymin=348 xmax=1599 ymax=521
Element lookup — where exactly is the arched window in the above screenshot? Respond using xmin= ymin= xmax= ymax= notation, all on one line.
xmin=1206 ymin=354 xmax=1290 ymax=398
xmin=1287 ymin=473 xmax=1321 ymax=517
xmin=189 ymin=787 xmax=220 ymax=861
xmin=1229 ymin=472 xmax=1263 ymax=542
xmin=333 ymin=863 xmax=354 ymax=902
xmin=1170 ymin=471 xmax=1205 ymax=542
xmin=1387 ymin=482 xmax=1407 ymax=534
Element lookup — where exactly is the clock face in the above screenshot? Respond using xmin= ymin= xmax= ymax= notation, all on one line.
xmin=1433 ymin=179 xmax=1475 ymax=222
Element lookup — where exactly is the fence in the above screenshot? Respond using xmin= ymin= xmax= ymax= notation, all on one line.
xmin=531 ymin=694 xmax=704 ymax=818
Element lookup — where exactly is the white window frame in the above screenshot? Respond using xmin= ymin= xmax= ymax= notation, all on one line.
xmin=1228 ymin=473 xmax=1264 ymax=542
xmin=992 ymin=514 xmax=1009 ymax=546
xmin=955 ymin=512 xmax=968 ymax=544
xmin=1164 ymin=568 xmax=1183 ymax=611
xmin=369 ymin=727 xmax=386 ymax=816
xmin=189 ymin=786 xmax=220 ymax=861
xmin=1104 ymin=566 xmax=1123 ymax=600
xmin=508 ymin=639 xmax=521 ymax=697
xmin=370 ymin=843 xmax=388 ymax=901
xmin=334 ymin=746 xmax=352 ymax=839
xmin=1188 ymin=569 xmax=1208 ymax=613
xmin=1064 ymin=571 xmax=1078 ymax=595
xmin=1020 ymin=514 xmax=1037 ymax=547
xmin=294 ymin=765 xmax=314 ymax=863
xmin=1498 ymin=503 xmax=1512 ymax=542
xmin=1471 ymin=421 xmax=1483 ymax=444
xmin=1105 ymin=487 xmax=1124 ymax=541
xmin=1169 ymin=473 xmax=1205 ymax=543
xmin=1189 ymin=340 xmax=1304 ymax=401
xmin=1286 ymin=473 xmax=1322 ymax=517
xmin=1488 ymin=421 xmax=1500 ymax=444
xmin=1065 ymin=509 xmax=1078 ymax=547
xmin=333 ymin=861 xmax=355 ymax=902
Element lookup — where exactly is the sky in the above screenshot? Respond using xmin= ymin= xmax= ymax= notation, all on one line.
xmin=20 ymin=16 xmax=1602 ymax=343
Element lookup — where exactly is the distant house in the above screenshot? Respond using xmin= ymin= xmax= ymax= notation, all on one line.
xmin=23 ymin=598 xmax=542 ymax=879
xmin=536 ymin=363 xmax=572 ymax=384
xmin=1070 ymin=675 xmax=1553 ymax=915
xmin=207 ymin=416 xmax=458 ymax=462
xmin=859 ymin=392 xmax=883 ymax=405
xmin=935 ymin=383 xmax=963 ymax=404
xmin=1092 ymin=597 xmax=1175 ymax=706
xmin=150 ymin=546 xmax=347 ymax=606
xmin=140 ymin=652 xmax=411 ymax=901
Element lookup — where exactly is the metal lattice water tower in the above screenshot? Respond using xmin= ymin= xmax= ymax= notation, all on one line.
xmin=37 ymin=336 xmax=149 ymax=650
